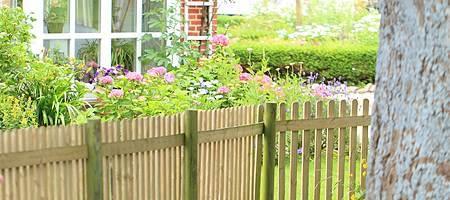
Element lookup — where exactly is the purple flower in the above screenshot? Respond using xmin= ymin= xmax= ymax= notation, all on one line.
xmin=297 ymin=148 xmax=303 ymax=154
xmin=210 ymin=34 xmax=229 ymax=46
xmin=261 ymin=75 xmax=272 ymax=85
xmin=239 ymin=73 xmax=252 ymax=82
xmin=99 ymin=76 xmax=113 ymax=84
xmin=108 ymin=89 xmax=124 ymax=98
xmin=147 ymin=67 xmax=167 ymax=77
xmin=164 ymin=72 xmax=175 ymax=83
xmin=126 ymin=72 xmax=143 ymax=82
xmin=312 ymin=84 xmax=332 ymax=97
xmin=217 ymin=86 xmax=231 ymax=94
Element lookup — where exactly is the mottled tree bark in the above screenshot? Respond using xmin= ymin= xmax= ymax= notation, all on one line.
xmin=367 ymin=1 xmax=449 ymax=199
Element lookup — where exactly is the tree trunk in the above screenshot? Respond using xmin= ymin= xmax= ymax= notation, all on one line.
xmin=367 ymin=1 xmax=449 ymax=199
xmin=295 ymin=0 xmax=303 ymax=27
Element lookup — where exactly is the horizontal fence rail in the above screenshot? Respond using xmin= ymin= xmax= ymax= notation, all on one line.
xmin=0 ymin=100 xmax=371 ymax=200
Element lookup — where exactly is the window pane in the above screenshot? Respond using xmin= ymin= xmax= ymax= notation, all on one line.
xmin=142 ymin=0 xmax=165 ymax=32
xmin=141 ymin=38 xmax=164 ymax=71
xmin=44 ymin=0 xmax=69 ymax=33
xmin=76 ymin=39 xmax=100 ymax=63
xmin=112 ymin=38 xmax=136 ymax=71
xmin=76 ymin=0 xmax=100 ymax=33
xmin=112 ymin=0 xmax=136 ymax=32
xmin=44 ymin=39 xmax=69 ymax=57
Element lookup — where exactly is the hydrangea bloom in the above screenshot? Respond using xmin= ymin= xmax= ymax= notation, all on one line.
xmin=217 ymin=86 xmax=231 ymax=94
xmin=239 ymin=73 xmax=252 ymax=82
xmin=164 ymin=72 xmax=175 ymax=83
xmin=99 ymin=76 xmax=113 ymax=84
xmin=210 ymin=34 xmax=229 ymax=46
xmin=109 ymin=89 xmax=124 ymax=98
xmin=147 ymin=67 xmax=167 ymax=77
xmin=126 ymin=72 xmax=143 ymax=82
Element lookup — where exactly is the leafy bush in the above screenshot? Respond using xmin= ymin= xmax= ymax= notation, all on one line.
xmin=0 ymin=8 xmax=88 ymax=128
xmin=231 ymin=41 xmax=377 ymax=85
xmin=0 ymin=94 xmax=37 ymax=129
xmin=0 ymin=7 xmax=33 ymax=82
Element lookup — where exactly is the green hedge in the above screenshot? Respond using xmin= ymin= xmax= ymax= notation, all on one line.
xmin=231 ymin=42 xmax=378 ymax=85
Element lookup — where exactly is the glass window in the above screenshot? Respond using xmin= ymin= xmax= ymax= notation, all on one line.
xmin=44 ymin=39 xmax=70 ymax=56
xmin=44 ymin=0 xmax=70 ymax=33
xmin=141 ymin=38 xmax=164 ymax=71
xmin=76 ymin=39 xmax=100 ymax=63
xmin=142 ymin=0 xmax=165 ymax=32
xmin=112 ymin=38 xmax=136 ymax=71
xmin=76 ymin=0 xmax=100 ymax=33
xmin=112 ymin=0 xmax=136 ymax=32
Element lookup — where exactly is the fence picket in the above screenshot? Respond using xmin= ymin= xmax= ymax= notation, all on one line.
xmin=314 ymin=101 xmax=323 ymax=200
xmin=278 ymin=103 xmax=287 ymax=200
xmin=325 ymin=101 xmax=335 ymax=200
xmin=290 ymin=102 xmax=299 ymax=200
xmin=301 ymin=102 xmax=311 ymax=200
xmin=360 ymin=99 xmax=370 ymax=191
xmin=349 ymin=100 xmax=358 ymax=199
xmin=337 ymin=100 xmax=347 ymax=200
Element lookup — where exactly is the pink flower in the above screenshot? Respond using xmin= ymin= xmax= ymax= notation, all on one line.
xmin=147 ymin=67 xmax=167 ymax=77
xmin=217 ymin=86 xmax=231 ymax=94
xmin=239 ymin=73 xmax=252 ymax=82
xmin=99 ymin=76 xmax=113 ymax=84
xmin=164 ymin=72 xmax=175 ymax=83
xmin=0 ymin=174 xmax=3 ymax=184
xmin=313 ymin=84 xmax=332 ymax=97
xmin=260 ymin=75 xmax=272 ymax=85
xmin=126 ymin=72 xmax=143 ymax=82
xmin=108 ymin=89 xmax=124 ymax=98
xmin=210 ymin=34 xmax=229 ymax=46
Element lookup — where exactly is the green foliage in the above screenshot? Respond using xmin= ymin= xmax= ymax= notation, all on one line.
xmin=0 ymin=7 xmax=33 ymax=82
xmin=111 ymin=39 xmax=135 ymax=70
xmin=15 ymin=60 xmax=88 ymax=126
xmin=219 ymin=13 xmax=294 ymax=40
xmin=0 ymin=94 xmax=37 ymax=129
xmin=231 ymin=41 xmax=377 ymax=85
xmin=94 ymin=73 xmax=190 ymax=120
xmin=0 ymin=8 xmax=87 ymax=129
xmin=141 ymin=0 xmax=201 ymax=68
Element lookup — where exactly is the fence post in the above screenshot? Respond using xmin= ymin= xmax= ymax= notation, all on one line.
xmin=184 ymin=110 xmax=198 ymax=200
xmin=85 ymin=119 xmax=103 ymax=200
xmin=261 ymin=103 xmax=276 ymax=200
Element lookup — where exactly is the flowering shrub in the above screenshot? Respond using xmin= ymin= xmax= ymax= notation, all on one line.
xmin=94 ymin=67 xmax=190 ymax=120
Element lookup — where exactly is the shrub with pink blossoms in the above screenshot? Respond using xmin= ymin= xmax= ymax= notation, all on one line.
xmin=108 ymin=89 xmax=124 ymax=98
xmin=164 ymin=73 xmax=175 ymax=83
xmin=210 ymin=34 xmax=229 ymax=47
xmin=126 ymin=72 xmax=143 ymax=82
xmin=147 ymin=67 xmax=167 ymax=77
xmin=99 ymin=76 xmax=113 ymax=84
xmin=217 ymin=86 xmax=231 ymax=94
xmin=239 ymin=73 xmax=252 ymax=82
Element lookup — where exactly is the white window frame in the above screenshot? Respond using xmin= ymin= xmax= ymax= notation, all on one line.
xmin=23 ymin=0 xmax=176 ymax=73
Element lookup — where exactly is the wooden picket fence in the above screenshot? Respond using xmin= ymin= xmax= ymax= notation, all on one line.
xmin=0 ymin=99 xmax=371 ymax=200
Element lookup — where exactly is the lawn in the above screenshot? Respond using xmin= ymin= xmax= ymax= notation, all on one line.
xmin=274 ymin=154 xmax=363 ymax=200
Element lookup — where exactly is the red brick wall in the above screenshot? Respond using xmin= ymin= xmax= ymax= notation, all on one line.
xmin=181 ymin=0 xmax=218 ymax=52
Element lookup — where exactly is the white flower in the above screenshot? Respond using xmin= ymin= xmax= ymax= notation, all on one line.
xmin=199 ymin=89 xmax=209 ymax=95
xmin=215 ymin=95 xmax=223 ymax=99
